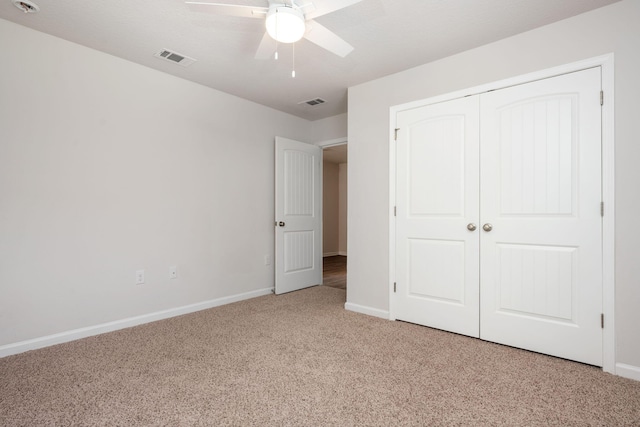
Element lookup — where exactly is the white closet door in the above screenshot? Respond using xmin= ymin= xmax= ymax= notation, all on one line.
xmin=394 ymin=96 xmax=480 ymax=337
xmin=479 ymin=68 xmax=603 ymax=366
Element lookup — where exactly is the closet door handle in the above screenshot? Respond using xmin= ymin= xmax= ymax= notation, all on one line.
xmin=482 ymin=223 xmax=493 ymax=232
xmin=467 ymin=223 xmax=477 ymax=231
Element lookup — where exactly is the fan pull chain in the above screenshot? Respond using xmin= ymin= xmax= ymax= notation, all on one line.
xmin=291 ymin=42 xmax=296 ymax=78
xmin=274 ymin=9 xmax=279 ymax=60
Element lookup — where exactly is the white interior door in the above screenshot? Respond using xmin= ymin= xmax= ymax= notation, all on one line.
xmin=394 ymin=96 xmax=480 ymax=337
xmin=275 ymin=137 xmax=322 ymax=295
xmin=479 ymin=68 xmax=603 ymax=366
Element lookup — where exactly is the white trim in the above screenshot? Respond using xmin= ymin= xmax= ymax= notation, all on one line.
xmin=392 ymin=55 xmax=615 ymax=113
xmin=345 ymin=302 xmax=390 ymax=319
xmin=0 ymin=287 xmax=274 ymax=358
xmin=323 ymin=251 xmax=339 ymax=257
xmin=316 ymin=137 xmax=347 ymax=148
xmin=323 ymin=252 xmax=347 ymax=257
xmin=615 ymin=364 xmax=640 ymax=382
xmin=389 ymin=112 xmax=397 ymax=321
xmin=389 ymin=54 xmax=615 ymax=373
xmin=600 ymin=55 xmax=616 ymax=375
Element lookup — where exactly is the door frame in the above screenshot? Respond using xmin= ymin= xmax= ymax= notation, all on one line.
xmin=388 ymin=54 xmax=615 ymax=374
xmin=317 ymin=137 xmax=347 ymax=148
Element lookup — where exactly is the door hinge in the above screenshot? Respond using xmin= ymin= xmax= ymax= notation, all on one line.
xmin=394 ymin=206 xmax=397 ymax=216
xmin=601 ymin=313 xmax=604 ymax=328
xmin=394 ymin=282 xmax=397 ymax=293
xmin=600 ymin=90 xmax=604 ymax=106
xmin=394 ymin=128 xmax=400 ymax=141
xmin=601 ymin=201 xmax=604 ymax=217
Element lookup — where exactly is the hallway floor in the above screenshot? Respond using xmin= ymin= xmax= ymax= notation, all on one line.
xmin=323 ymin=256 xmax=346 ymax=290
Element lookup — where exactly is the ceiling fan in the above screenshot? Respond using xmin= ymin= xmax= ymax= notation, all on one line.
xmin=185 ymin=0 xmax=362 ymax=59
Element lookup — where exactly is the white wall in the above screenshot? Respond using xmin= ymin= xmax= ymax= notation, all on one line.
xmin=0 ymin=18 xmax=313 ymax=350
xmin=311 ymin=113 xmax=347 ymax=143
xmin=338 ymin=163 xmax=348 ymax=256
xmin=347 ymin=0 xmax=640 ymax=369
xmin=322 ymin=161 xmax=340 ymax=255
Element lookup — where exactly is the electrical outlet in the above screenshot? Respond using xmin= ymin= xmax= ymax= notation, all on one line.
xmin=169 ymin=266 xmax=177 ymax=279
xmin=264 ymin=255 xmax=271 ymax=266
xmin=136 ymin=269 xmax=145 ymax=285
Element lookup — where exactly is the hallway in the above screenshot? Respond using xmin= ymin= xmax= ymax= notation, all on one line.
xmin=322 ymin=256 xmax=346 ymax=290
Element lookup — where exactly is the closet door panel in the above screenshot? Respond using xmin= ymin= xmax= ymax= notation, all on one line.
xmin=479 ymin=67 xmax=603 ymax=366
xmin=394 ymin=96 xmax=480 ymax=337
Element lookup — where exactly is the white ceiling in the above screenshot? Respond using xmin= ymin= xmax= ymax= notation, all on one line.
xmin=0 ymin=0 xmax=620 ymax=121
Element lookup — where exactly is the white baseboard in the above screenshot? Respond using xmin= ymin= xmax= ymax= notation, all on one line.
xmin=0 ymin=287 xmax=274 ymax=359
xmin=323 ymin=252 xmax=339 ymax=257
xmin=338 ymin=251 xmax=348 ymax=256
xmin=616 ymin=363 xmax=640 ymax=382
xmin=345 ymin=302 xmax=389 ymax=319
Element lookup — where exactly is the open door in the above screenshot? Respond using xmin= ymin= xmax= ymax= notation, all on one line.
xmin=275 ymin=137 xmax=322 ymax=294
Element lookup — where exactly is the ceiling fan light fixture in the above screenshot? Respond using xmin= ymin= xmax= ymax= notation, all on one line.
xmin=265 ymin=5 xmax=305 ymax=44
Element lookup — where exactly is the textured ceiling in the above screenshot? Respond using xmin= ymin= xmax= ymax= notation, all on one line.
xmin=0 ymin=0 xmax=620 ymax=120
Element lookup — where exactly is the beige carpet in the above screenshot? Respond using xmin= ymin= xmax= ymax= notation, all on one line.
xmin=1 ymin=286 xmax=639 ymax=426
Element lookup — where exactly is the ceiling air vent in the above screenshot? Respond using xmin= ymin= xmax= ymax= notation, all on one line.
xmin=12 ymin=0 xmax=39 ymax=13
xmin=153 ymin=49 xmax=197 ymax=67
xmin=298 ymin=98 xmax=326 ymax=106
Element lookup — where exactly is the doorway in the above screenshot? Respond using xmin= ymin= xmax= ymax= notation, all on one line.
xmin=322 ymin=143 xmax=347 ymax=290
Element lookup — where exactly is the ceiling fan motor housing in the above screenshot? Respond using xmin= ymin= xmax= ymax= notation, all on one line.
xmin=265 ymin=4 xmax=306 ymax=43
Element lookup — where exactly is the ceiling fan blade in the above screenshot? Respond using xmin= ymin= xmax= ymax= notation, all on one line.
xmin=185 ymin=2 xmax=268 ymax=18
xmin=303 ymin=20 xmax=354 ymax=58
xmin=255 ymin=32 xmax=277 ymax=60
xmin=303 ymin=0 xmax=363 ymax=20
